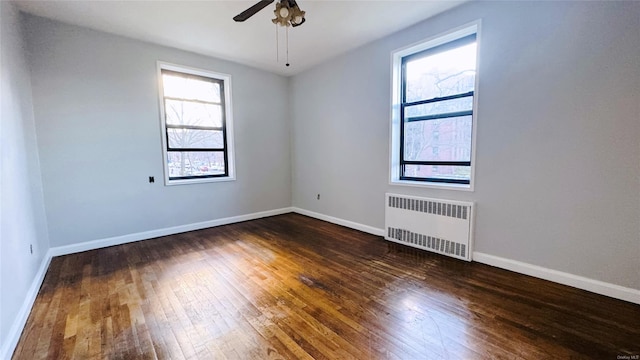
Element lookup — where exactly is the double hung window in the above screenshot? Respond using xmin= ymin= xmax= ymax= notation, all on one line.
xmin=391 ymin=25 xmax=479 ymax=188
xmin=158 ymin=63 xmax=235 ymax=185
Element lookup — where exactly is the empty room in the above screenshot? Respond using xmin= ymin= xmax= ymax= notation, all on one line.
xmin=1 ymin=0 xmax=639 ymax=358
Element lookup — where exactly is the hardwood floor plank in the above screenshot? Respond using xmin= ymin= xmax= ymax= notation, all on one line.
xmin=12 ymin=214 xmax=640 ymax=359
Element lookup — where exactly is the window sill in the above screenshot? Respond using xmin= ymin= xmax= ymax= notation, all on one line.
xmin=389 ymin=179 xmax=473 ymax=192
xmin=165 ymin=176 xmax=236 ymax=186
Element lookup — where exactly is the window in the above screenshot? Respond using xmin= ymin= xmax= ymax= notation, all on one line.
xmin=157 ymin=63 xmax=235 ymax=185
xmin=390 ymin=24 xmax=479 ymax=189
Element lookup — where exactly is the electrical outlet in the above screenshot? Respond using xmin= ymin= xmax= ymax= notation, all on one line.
xmin=149 ymin=176 xmax=155 ymax=183
xmin=317 ymin=194 xmax=320 ymax=200
xmin=30 ymin=244 xmax=33 ymax=254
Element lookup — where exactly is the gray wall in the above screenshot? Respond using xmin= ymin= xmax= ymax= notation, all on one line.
xmin=0 ymin=2 xmax=50 ymax=349
xmin=291 ymin=1 xmax=640 ymax=289
xmin=24 ymin=15 xmax=292 ymax=248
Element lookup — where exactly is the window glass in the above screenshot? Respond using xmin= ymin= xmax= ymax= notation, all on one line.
xmin=167 ymin=129 xmax=225 ymax=149
xmin=403 ymin=116 xmax=472 ymax=162
xmin=405 ymin=43 xmax=477 ymax=103
xmin=167 ymin=151 xmax=226 ymax=178
xmin=162 ymin=73 xmax=221 ymax=103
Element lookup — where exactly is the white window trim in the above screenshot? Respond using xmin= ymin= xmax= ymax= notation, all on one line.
xmin=157 ymin=61 xmax=236 ymax=186
xmin=389 ymin=21 xmax=481 ymax=192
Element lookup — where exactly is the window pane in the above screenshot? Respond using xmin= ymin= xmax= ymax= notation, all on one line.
xmin=167 ymin=129 xmax=224 ymax=149
xmin=403 ymin=116 xmax=472 ymax=162
xmin=167 ymin=151 xmax=226 ymax=178
xmin=403 ymin=165 xmax=470 ymax=182
xmin=162 ymin=73 xmax=221 ymax=103
xmin=165 ymin=99 xmax=222 ymax=127
xmin=405 ymin=96 xmax=473 ymax=119
xmin=405 ymin=43 xmax=477 ymax=103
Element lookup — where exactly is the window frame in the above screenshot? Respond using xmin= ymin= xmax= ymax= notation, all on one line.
xmin=157 ymin=62 xmax=236 ymax=186
xmin=389 ymin=22 xmax=480 ymax=191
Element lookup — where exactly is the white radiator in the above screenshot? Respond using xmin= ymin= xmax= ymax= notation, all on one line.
xmin=385 ymin=193 xmax=474 ymax=261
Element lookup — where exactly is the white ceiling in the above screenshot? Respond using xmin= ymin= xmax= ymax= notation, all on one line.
xmin=14 ymin=0 xmax=467 ymax=76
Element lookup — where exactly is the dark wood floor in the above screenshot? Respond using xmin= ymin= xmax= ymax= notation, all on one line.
xmin=13 ymin=213 xmax=640 ymax=359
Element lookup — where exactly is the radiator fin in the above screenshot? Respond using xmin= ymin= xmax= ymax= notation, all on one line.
xmin=388 ymin=195 xmax=468 ymax=220
xmin=387 ymin=227 xmax=467 ymax=258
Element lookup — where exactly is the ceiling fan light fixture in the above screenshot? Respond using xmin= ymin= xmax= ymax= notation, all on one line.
xmin=279 ymin=6 xmax=289 ymax=17
xmin=272 ymin=1 xmax=292 ymax=27
xmin=290 ymin=6 xmax=305 ymax=27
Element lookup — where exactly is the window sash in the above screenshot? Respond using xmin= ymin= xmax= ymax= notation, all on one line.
xmin=398 ymin=36 xmax=476 ymax=184
xmin=406 ymin=109 xmax=473 ymax=123
xmin=400 ymin=33 xmax=476 ymax=66
xmin=400 ymin=175 xmax=471 ymax=185
xmin=166 ymin=150 xmax=227 ymax=180
xmin=161 ymin=69 xmax=229 ymax=179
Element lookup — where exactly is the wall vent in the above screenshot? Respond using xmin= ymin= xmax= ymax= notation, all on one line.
xmin=385 ymin=193 xmax=474 ymax=261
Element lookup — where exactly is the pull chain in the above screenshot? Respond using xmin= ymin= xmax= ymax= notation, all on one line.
xmin=286 ymin=25 xmax=290 ymax=67
xmin=275 ymin=24 xmax=279 ymax=62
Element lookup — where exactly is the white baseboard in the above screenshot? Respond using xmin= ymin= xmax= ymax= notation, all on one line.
xmin=1 ymin=250 xmax=53 ymax=360
xmin=50 ymin=207 xmax=294 ymax=257
xmin=473 ymin=252 xmax=640 ymax=305
xmin=291 ymin=207 xmax=385 ymax=236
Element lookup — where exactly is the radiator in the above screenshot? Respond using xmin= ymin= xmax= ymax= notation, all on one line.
xmin=385 ymin=193 xmax=474 ymax=261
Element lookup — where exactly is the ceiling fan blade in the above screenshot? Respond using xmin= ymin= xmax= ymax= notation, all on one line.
xmin=233 ymin=0 xmax=275 ymax=22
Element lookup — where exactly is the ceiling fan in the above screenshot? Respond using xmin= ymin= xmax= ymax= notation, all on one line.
xmin=233 ymin=0 xmax=306 ymax=27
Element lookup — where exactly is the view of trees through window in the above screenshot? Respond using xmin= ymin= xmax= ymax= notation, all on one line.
xmin=401 ymin=36 xmax=477 ymax=183
xmin=161 ymin=70 xmax=228 ymax=179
